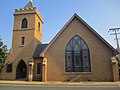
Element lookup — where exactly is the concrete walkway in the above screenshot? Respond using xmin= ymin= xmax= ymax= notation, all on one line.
xmin=0 ymin=80 xmax=120 ymax=86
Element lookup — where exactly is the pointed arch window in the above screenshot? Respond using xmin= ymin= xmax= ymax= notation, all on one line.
xmin=65 ymin=35 xmax=91 ymax=72
xmin=21 ymin=18 xmax=28 ymax=28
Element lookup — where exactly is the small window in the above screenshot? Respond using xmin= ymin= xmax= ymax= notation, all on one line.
xmin=7 ymin=63 xmax=12 ymax=73
xmin=21 ymin=37 xmax=25 ymax=45
xmin=21 ymin=18 xmax=28 ymax=28
xmin=37 ymin=63 xmax=41 ymax=74
xmin=38 ymin=22 xmax=40 ymax=32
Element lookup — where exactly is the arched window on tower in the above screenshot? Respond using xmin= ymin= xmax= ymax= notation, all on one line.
xmin=21 ymin=18 xmax=28 ymax=28
xmin=38 ymin=22 xmax=40 ymax=32
xmin=65 ymin=35 xmax=91 ymax=72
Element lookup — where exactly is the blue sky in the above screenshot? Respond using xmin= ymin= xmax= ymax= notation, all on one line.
xmin=0 ymin=0 xmax=120 ymax=49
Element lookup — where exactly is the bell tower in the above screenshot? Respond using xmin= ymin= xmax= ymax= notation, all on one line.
xmin=13 ymin=0 xmax=43 ymax=52
xmin=12 ymin=0 xmax=43 ymax=79
xmin=0 ymin=1 xmax=43 ymax=80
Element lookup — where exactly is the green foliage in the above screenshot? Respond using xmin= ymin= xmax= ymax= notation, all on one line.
xmin=114 ymin=56 xmax=120 ymax=67
xmin=0 ymin=37 xmax=8 ymax=72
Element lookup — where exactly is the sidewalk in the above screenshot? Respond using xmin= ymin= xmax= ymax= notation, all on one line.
xmin=0 ymin=80 xmax=120 ymax=86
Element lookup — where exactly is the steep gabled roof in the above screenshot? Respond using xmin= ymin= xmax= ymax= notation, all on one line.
xmin=40 ymin=13 xmax=118 ymax=57
xmin=24 ymin=0 xmax=34 ymax=9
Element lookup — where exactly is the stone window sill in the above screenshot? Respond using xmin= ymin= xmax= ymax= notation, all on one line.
xmin=64 ymin=72 xmax=92 ymax=75
xmin=20 ymin=45 xmax=25 ymax=47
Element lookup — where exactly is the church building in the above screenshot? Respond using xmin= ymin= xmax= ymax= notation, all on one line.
xmin=0 ymin=1 xmax=119 ymax=82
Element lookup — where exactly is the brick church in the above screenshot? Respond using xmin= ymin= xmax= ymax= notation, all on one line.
xmin=0 ymin=1 xmax=119 ymax=82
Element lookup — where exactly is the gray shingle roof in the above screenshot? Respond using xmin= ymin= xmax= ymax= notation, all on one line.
xmin=33 ymin=44 xmax=48 ymax=58
xmin=24 ymin=0 xmax=34 ymax=9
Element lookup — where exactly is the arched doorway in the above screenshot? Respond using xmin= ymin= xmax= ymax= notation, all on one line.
xmin=16 ymin=60 xmax=27 ymax=79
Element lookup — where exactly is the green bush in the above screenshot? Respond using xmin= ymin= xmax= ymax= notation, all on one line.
xmin=0 ymin=38 xmax=7 ymax=72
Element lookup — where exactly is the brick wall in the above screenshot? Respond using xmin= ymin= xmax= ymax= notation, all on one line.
xmin=45 ymin=17 xmax=114 ymax=82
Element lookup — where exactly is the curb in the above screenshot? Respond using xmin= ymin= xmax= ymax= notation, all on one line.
xmin=0 ymin=81 xmax=120 ymax=86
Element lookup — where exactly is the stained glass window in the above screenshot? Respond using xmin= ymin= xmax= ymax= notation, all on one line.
xmin=65 ymin=35 xmax=91 ymax=72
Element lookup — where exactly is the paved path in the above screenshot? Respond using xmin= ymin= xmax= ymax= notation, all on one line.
xmin=0 ymin=84 xmax=120 ymax=90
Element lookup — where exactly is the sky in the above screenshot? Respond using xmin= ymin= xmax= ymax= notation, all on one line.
xmin=0 ymin=0 xmax=120 ymax=49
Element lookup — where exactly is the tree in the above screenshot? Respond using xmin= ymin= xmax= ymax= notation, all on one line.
xmin=0 ymin=37 xmax=7 ymax=72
